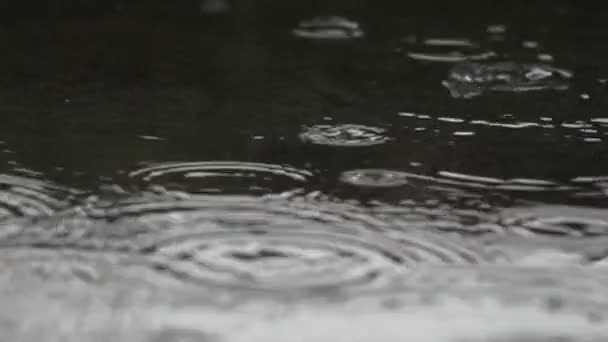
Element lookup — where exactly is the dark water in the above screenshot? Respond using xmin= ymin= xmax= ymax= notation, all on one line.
xmin=1 ymin=1 xmax=608 ymax=340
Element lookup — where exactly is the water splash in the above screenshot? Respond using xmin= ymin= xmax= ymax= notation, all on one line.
xmin=127 ymin=161 xmax=314 ymax=196
xmin=299 ymin=124 xmax=391 ymax=147
xmin=292 ymin=16 xmax=364 ymax=40
xmin=443 ymin=61 xmax=572 ymax=99
xmin=402 ymin=37 xmax=496 ymax=63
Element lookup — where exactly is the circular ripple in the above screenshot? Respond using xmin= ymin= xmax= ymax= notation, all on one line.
xmin=500 ymin=205 xmax=608 ymax=237
xmin=0 ymin=248 xmax=181 ymax=288
xmin=0 ymin=174 xmax=77 ymax=220
xmin=403 ymin=37 xmax=496 ymax=63
xmin=299 ymin=124 xmax=391 ymax=147
xmin=141 ymin=227 xmax=496 ymax=291
xmin=24 ymin=195 xmax=498 ymax=292
xmin=292 ymin=16 xmax=364 ymax=40
xmin=127 ymin=161 xmax=314 ymax=196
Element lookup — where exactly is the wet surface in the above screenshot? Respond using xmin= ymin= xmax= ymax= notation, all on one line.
xmin=1 ymin=0 xmax=608 ymax=340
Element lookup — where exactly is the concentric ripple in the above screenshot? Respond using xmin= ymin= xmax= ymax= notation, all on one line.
xmin=402 ymin=37 xmax=496 ymax=63
xmin=292 ymin=16 xmax=364 ymax=40
xmin=299 ymin=124 xmax=391 ymax=147
xmin=127 ymin=161 xmax=314 ymax=196
xmin=500 ymin=205 xmax=608 ymax=237
xmin=10 ymin=194 xmax=499 ymax=292
xmin=141 ymin=227 xmax=499 ymax=291
xmin=443 ymin=61 xmax=572 ymax=99
xmin=0 ymin=247 xmax=182 ymax=288
xmin=0 ymin=173 xmax=77 ymax=220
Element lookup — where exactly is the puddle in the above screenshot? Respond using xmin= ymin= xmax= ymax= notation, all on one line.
xmin=0 ymin=1 xmax=606 ymax=340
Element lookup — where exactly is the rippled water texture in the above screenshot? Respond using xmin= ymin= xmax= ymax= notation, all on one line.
xmin=443 ymin=62 xmax=573 ymax=99
xmin=0 ymin=0 xmax=608 ymax=341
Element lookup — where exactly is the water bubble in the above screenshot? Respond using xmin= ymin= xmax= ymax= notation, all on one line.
xmin=127 ymin=161 xmax=314 ymax=196
xmin=299 ymin=124 xmax=391 ymax=147
xmin=443 ymin=61 xmax=572 ymax=99
xmin=292 ymin=16 xmax=364 ymax=40
xmin=0 ymin=174 xmax=78 ymax=219
xmin=403 ymin=37 xmax=496 ymax=63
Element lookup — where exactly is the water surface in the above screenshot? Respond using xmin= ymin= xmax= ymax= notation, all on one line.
xmin=0 ymin=0 xmax=607 ymax=341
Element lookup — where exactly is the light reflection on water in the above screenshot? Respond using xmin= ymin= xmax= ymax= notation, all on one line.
xmin=0 ymin=1 xmax=607 ymax=340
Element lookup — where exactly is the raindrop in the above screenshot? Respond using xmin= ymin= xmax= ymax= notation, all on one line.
xmin=403 ymin=37 xmax=496 ymax=63
xmin=443 ymin=61 xmax=572 ymax=99
xmin=127 ymin=161 xmax=314 ymax=196
xmin=292 ymin=16 xmax=364 ymax=40
xmin=299 ymin=124 xmax=391 ymax=147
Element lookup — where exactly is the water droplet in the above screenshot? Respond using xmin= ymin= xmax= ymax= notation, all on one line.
xmin=537 ymin=53 xmax=554 ymax=62
xmin=299 ymin=124 xmax=391 ymax=147
xmin=443 ymin=61 xmax=572 ymax=99
xmin=404 ymin=37 xmax=496 ymax=63
xmin=292 ymin=16 xmax=364 ymax=40
xmin=580 ymin=93 xmax=591 ymax=100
